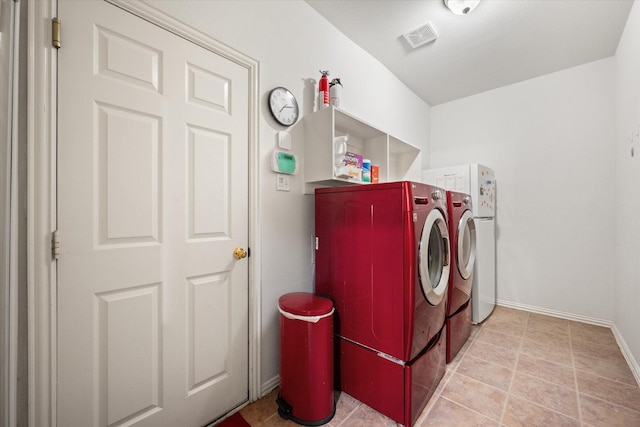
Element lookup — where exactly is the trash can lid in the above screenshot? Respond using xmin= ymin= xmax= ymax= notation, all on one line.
xmin=278 ymin=292 xmax=333 ymax=316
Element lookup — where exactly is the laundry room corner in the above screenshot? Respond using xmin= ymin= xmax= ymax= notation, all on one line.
xmin=614 ymin=0 xmax=640 ymax=383
xmin=430 ymin=57 xmax=617 ymax=325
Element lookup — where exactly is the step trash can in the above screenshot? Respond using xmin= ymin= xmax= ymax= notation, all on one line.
xmin=276 ymin=292 xmax=335 ymax=426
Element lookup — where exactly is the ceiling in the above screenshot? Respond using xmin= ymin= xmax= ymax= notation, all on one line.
xmin=305 ymin=0 xmax=634 ymax=106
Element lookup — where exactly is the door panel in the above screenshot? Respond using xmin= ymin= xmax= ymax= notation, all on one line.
xmin=57 ymin=1 xmax=249 ymax=425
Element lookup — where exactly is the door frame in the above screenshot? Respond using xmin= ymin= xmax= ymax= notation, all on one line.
xmin=3 ymin=0 xmax=22 ymax=425
xmin=27 ymin=1 xmax=262 ymax=426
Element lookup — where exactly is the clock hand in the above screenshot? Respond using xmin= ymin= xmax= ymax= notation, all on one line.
xmin=279 ymin=104 xmax=293 ymax=112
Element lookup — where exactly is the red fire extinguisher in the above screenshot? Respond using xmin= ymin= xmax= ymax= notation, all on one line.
xmin=318 ymin=70 xmax=330 ymax=109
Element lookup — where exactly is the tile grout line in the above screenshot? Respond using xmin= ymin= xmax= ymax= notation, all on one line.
xmin=433 ymin=365 xmax=510 ymax=425
xmin=502 ymin=371 xmax=582 ymax=424
xmin=442 ymin=313 xmax=531 ymax=425
xmin=454 ymin=317 xmax=510 ymax=425
xmin=568 ymin=323 xmax=584 ymax=426
xmin=510 ymin=317 xmax=586 ymax=425
xmin=498 ymin=311 xmax=529 ymax=426
xmin=416 ymin=322 xmax=481 ymax=425
xmin=333 ymin=394 xmax=363 ymax=427
xmin=436 ymin=395 xmax=500 ymax=425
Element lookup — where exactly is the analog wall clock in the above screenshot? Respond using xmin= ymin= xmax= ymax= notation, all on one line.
xmin=268 ymin=87 xmax=299 ymax=126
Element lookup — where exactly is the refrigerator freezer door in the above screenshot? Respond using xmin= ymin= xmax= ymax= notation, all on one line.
xmin=472 ymin=218 xmax=496 ymax=323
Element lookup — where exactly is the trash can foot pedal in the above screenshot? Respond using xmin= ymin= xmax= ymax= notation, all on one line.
xmin=276 ymin=394 xmax=336 ymax=426
xmin=276 ymin=394 xmax=292 ymax=419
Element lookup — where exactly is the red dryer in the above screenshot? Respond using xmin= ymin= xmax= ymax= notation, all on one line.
xmin=315 ymin=181 xmax=450 ymax=426
xmin=445 ymin=191 xmax=477 ymax=363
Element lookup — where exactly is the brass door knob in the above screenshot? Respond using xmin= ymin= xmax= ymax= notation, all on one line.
xmin=233 ymin=247 xmax=247 ymax=259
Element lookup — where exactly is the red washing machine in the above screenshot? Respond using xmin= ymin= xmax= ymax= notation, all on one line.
xmin=445 ymin=191 xmax=477 ymax=363
xmin=315 ymin=181 xmax=450 ymax=426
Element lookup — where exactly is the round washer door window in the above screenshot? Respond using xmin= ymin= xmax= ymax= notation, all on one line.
xmin=458 ymin=210 xmax=476 ymax=280
xmin=419 ymin=209 xmax=450 ymax=306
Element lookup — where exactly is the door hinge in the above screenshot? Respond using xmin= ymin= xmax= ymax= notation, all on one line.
xmin=52 ymin=17 xmax=61 ymax=49
xmin=52 ymin=230 xmax=60 ymax=260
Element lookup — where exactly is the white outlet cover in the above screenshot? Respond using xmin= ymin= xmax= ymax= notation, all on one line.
xmin=276 ymin=173 xmax=290 ymax=191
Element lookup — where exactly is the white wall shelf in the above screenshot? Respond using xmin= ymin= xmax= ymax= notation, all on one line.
xmin=303 ymin=106 xmax=421 ymax=194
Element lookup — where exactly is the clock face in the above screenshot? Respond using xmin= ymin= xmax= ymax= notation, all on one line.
xmin=269 ymin=87 xmax=299 ymax=126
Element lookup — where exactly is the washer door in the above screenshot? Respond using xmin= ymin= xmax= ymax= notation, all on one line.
xmin=419 ymin=209 xmax=450 ymax=306
xmin=457 ymin=210 xmax=477 ymax=280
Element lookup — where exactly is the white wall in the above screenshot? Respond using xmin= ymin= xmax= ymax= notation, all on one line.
xmin=615 ymin=1 xmax=640 ymax=373
xmin=146 ymin=0 xmax=431 ymax=391
xmin=430 ymin=58 xmax=617 ymax=322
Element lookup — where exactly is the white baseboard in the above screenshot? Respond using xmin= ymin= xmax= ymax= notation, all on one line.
xmin=611 ymin=323 xmax=640 ymax=386
xmin=496 ymin=299 xmax=613 ymax=327
xmin=260 ymin=375 xmax=280 ymax=399
xmin=496 ymin=299 xmax=639 ymax=386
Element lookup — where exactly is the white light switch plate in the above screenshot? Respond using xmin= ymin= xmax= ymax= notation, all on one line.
xmin=276 ymin=174 xmax=290 ymax=191
xmin=278 ymin=131 xmax=292 ymax=150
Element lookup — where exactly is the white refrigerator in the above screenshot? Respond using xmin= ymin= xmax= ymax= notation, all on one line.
xmin=423 ymin=164 xmax=496 ymax=323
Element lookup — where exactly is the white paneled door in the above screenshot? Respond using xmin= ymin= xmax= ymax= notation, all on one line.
xmin=57 ymin=1 xmax=249 ymax=425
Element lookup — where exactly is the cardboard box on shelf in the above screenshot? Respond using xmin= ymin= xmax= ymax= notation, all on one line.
xmin=335 ymin=151 xmax=363 ymax=181
xmin=371 ymin=165 xmax=379 ymax=183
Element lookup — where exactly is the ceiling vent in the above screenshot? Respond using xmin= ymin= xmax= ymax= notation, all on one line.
xmin=403 ymin=22 xmax=438 ymax=48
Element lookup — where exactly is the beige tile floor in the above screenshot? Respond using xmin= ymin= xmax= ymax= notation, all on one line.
xmin=238 ymin=306 xmax=640 ymax=426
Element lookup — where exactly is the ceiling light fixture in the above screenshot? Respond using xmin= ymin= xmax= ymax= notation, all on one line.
xmin=444 ymin=0 xmax=480 ymax=15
